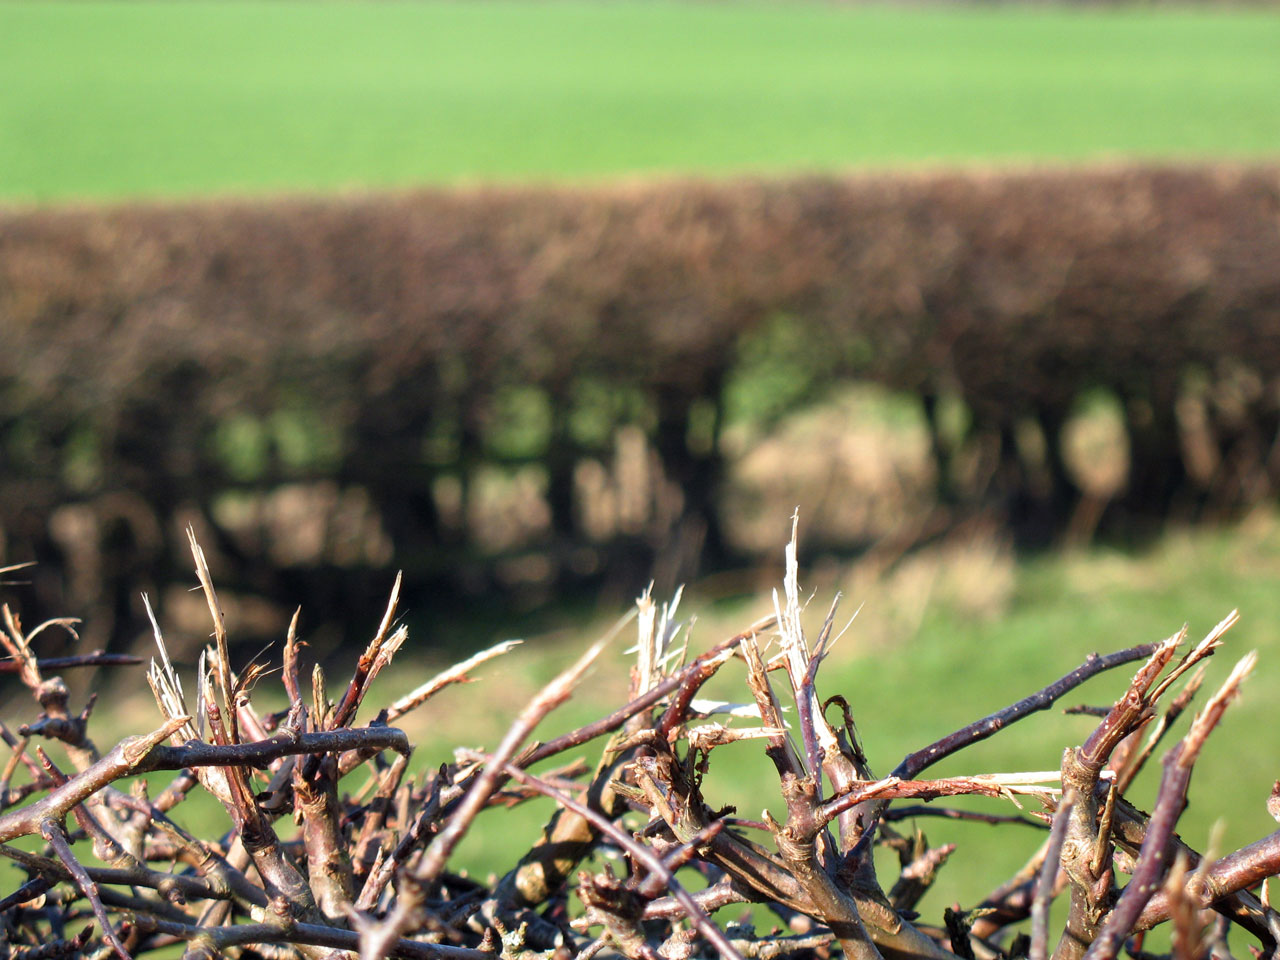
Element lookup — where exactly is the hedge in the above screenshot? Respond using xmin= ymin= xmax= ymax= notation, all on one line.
xmin=2 ymin=165 xmax=1278 ymax=648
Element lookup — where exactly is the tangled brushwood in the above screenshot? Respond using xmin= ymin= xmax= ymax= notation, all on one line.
xmin=0 ymin=524 xmax=1277 ymax=960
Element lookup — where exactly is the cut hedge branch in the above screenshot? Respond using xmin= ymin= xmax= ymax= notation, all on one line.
xmin=0 ymin=525 xmax=1274 ymax=960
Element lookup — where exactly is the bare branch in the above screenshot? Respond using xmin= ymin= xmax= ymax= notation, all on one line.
xmin=490 ymin=757 xmax=747 ymax=960
xmin=0 ymin=652 xmax=141 ymax=674
xmin=515 ymin=614 xmax=776 ymax=769
xmin=413 ymin=625 xmax=618 ymax=887
xmin=1083 ymin=653 xmax=1256 ymax=960
xmin=893 ymin=642 xmax=1165 ymax=781
xmin=132 ymin=914 xmax=491 ymax=960
xmin=387 ymin=639 xmax=523 ymax=723
xmin=40 ymin=818 xmax=131 ymax=960
xmin=1033 ymin=790 xmax=1077 ymax=960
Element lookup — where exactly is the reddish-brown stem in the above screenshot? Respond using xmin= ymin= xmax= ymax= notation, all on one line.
xmin=1033 ymin=791 xmax=1077 ymax=960
xmin=496 ymin=759 xmax=748 ymax=960
xmin=885 ymin=806 xmax=1046 ymax=829
xmin=894 ymin=643 xmax=1162 ymax=781
xmin=1083 ymin=654 xmax=1254 ymax=960
xmin=41 ymin=817 xmax=131 ymax=960
xmin=413 ymin=633 xmax=612 ymax=886
xmin=0 ymin=652 xmax=142 ymax=673
xmin=515 ymin=615 xmax=776 ymax=769
xmin=131 ymin=915 xmax=491 ymax=959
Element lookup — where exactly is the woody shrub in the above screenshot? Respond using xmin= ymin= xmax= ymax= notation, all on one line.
xmin=0 ymin=528 xmax=1275 ymax=960
xmin=1 ymin=165 xmax=1278 ymax=646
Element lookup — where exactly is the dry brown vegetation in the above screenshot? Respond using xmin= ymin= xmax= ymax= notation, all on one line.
xmin=2 ymin=165 xmax=1278 ymax=648
xmin=0 ymin=527 xmax=1278 ymax=960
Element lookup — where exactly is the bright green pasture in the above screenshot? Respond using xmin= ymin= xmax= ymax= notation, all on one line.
xmin=2 ymin=1 xmax=1278 ymax=202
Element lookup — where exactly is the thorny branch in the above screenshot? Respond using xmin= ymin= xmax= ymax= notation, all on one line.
xmin=0 ymin=524 xmax=1275 ymax=960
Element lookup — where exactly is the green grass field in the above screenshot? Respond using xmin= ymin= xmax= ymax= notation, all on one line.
xmin=2 ymin=1 xmax=1278 ymax=203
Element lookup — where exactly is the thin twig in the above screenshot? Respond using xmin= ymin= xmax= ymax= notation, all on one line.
xmin=1033 ymin=790 xmax=1077 ymax=960
xmin=516 ymin=614 xmax=777 ymax=769
xmin=1083 ymin=653 xmax=1255 ymax=960
xmin=491 ymin=757 xmax=747 ymax=960
xmin=0 ymin=652 xmax=142 ymax=674
xmin=894 ymin=643 xmax=1164 ymax=781
xmin=413 ymin=627 xmax=616 ymax=885
xmin=387 ymin=639 xmax=523 ymax=723
xmin=40 ymin=818 xmax=131 ymax=960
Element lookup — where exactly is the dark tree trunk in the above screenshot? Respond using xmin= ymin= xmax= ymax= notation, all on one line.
xmin=545 ymin=395 xmax=578 ymax=545
xmin=1118 ymin=391 xmax=1188 ymax=521
xmin=921 ymin=391 xmax=957 ymax=506
xmin=651 ymin=383 xmax=729 ymax=581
